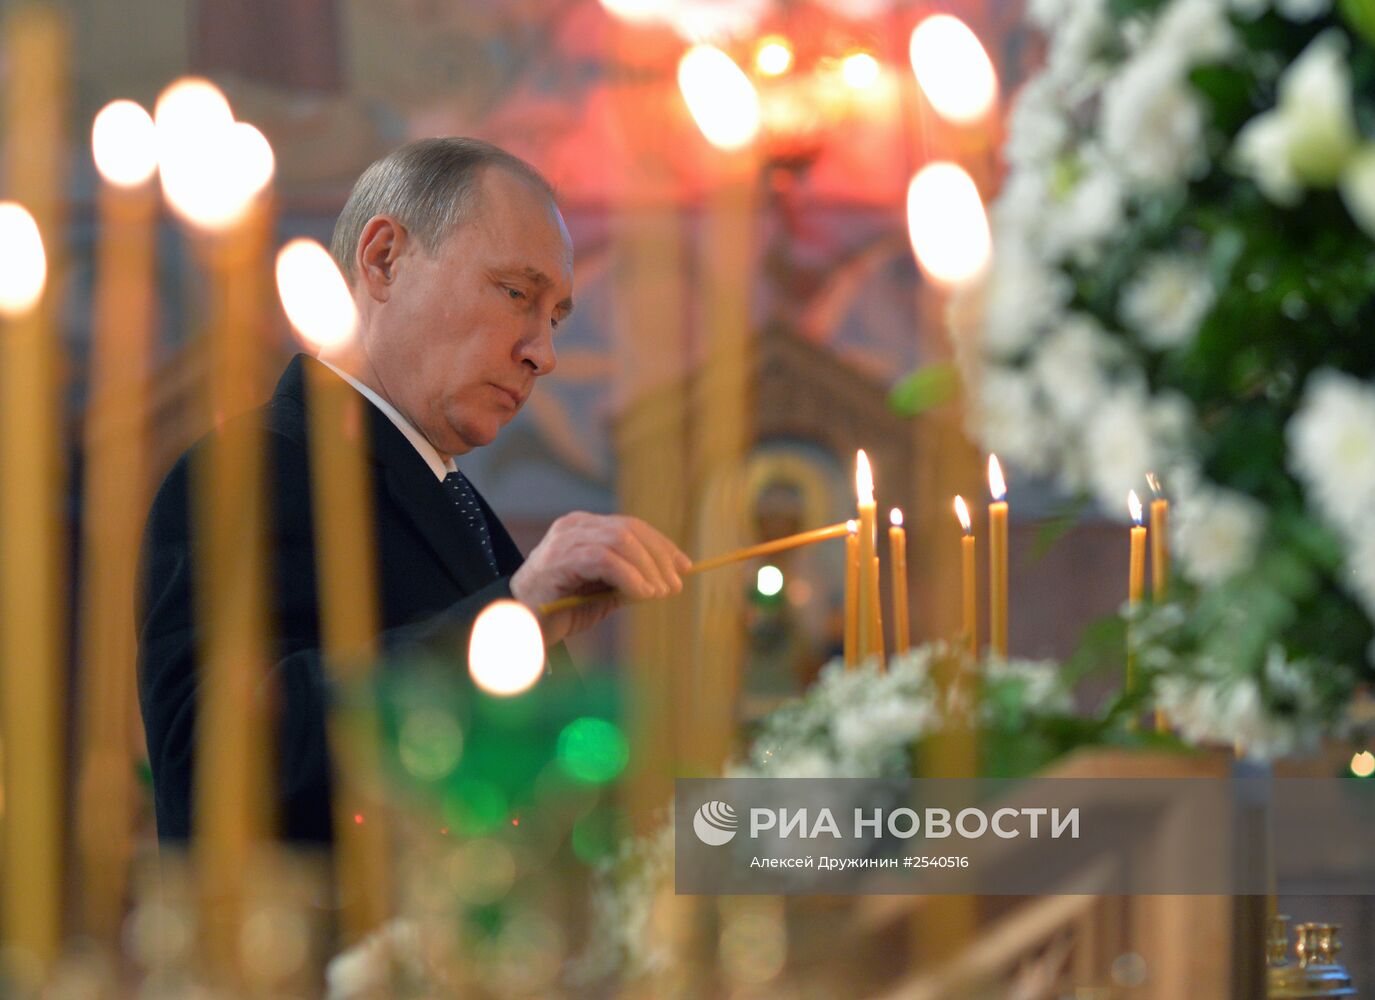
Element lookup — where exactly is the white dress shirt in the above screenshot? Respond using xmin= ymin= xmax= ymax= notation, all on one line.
xmin=317 ymin=358 xmax=456 ymax=483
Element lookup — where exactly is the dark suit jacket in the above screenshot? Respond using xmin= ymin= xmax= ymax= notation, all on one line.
xmin=137 ymin=354 xmax=527 ymax=843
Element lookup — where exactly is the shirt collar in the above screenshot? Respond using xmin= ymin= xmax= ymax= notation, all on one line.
xmin=317 ymin=358 xmax=456 ymax=482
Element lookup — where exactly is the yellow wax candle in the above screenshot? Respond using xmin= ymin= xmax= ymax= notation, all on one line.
xmin=855 ymin=450 xmax=884 ymax=662
xmin=77 ymin=99 xmax=159 ymax=942
xmin=279 ymin=239 xmax=392 ymax=940
xmin=987 ymin=455 xmax=1008 ymax=658
xmin=954 ymin=496 xmax=976 ymax=660
xmin=844 ymin=520 xmax=859 ymax=668
xmin=1147 ymin=474 xmax=1170 ymax=732
xmin=1 ymin=7 xmax=68 ymax=970
xmin=889 ymin=509 xmax=910 ymax=655
xmin=1127 ymin=490 xmax=1146 ymax=696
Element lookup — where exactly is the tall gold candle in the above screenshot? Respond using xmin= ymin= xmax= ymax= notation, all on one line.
xmin=844 ymin=521 xmax=859 ymax=668
xmin=987 ymin=455 xmax=1008 ymax=657
xmin=1127 ymin=490 xmax=1146 ymax=695
xmin=0 ymin=4 xmax=68 ymax=970
xmin=888 ymin=509 xmax=910 ymax=654
xmin=157 ymin=77 xmax=278 ymax=981
xmin=954 ymin=496 xmax=977 ymax=660
xmin=1147 ymin=472 xmax=1169 ymax=603
xmin=76 ymin=99 xmax=159 ymax=942
xmin=278 ymin=239 xmax=391 ymax=940
xmin=855 ymin=450 xmax=884 ymax=662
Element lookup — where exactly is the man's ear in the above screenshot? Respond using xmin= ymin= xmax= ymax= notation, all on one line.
xmin=356 ymin=215 xmax=407 ymax=302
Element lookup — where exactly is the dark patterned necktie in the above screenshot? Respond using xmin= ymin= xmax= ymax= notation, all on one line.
xmin=442 ymin=470 xmax=500 ymax=577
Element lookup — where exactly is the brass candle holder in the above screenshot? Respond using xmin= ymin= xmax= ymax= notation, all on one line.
xmin=1267 ymin=914 xmax=1356 ymax=998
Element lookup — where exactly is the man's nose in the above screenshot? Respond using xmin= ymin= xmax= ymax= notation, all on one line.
xmin=519 ymin=324 xmax=556 ymax=375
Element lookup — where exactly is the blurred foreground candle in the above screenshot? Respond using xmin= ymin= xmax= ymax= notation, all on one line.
xmin=844 ymin=521 xmax=858 ymax=668
xmin=678 ymin=44 xmax=760 ymax=151
xmin=954 ymin=496 xmax=977 ymax=659
xmin=905 ymin=162 xmax=991 ymax=287
xmin=987 ymin=455 xmax=1008 ymax=657
xmin=908 ymin=13 xmax=999 ymax=124
xmin=77 ymin=98 xmax=158 ymax=941
xmin=889 ymin=509 xmax=910 ymax=654
xmin=1127 ymin=490 xmax=1146 ymax=695
xmin=159 ymin=76 xmax=277 ymax=979
xmin=855 ymin=451 xmax=884 ymax=663
xmin=277 ymin=238 xmax=390 ymax=940
xmin=0 ymin=200 xmax=61 ymax=968
xmin=1147 ymin=472 xmax=1169 ymax=603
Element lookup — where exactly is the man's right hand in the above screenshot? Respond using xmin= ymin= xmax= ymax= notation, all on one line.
xmin=509 ymin=512 xmax=691 ymax=645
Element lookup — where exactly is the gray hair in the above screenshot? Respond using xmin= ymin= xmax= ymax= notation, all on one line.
xmin=329 ymin=137 xmax=555 ymax=284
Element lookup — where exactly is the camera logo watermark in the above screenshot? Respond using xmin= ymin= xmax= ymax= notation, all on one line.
xmin=693 ymin=800 xmax=738 ymax=845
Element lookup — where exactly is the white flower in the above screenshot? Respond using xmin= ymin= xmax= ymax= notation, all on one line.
xmin=833 ymin=700 xmax=935 ymax=769
xmin=1276 ymin=0 xmax=1332 ymax=19
xmin=1234 ymin=110 xmax=1303 ymax=205
xmin=1100 ymin=48 xmax=1207 ymax=187
xmin=1043 ymin=0 xmax=1112 ymax=88
xmin=1004 ymin=78 xmax=1070 ymax=170
xmin=1339 ymin=145 xmax=1375 ymax=239
xmin=975 ymin=366 xmax=1056 ymax=473
xmin=1155 ymin=0 xmax=1236 ymax=65
xmin=1229 ymin=0 xmax=1267 ymax=17
xmin=1030 ymin=313 xmax=1120 ymax=423
xmin=326 ymin=919 xmax=423 ymax=999
xmin=1042 ymin=156 xmax=1127 ymax=264
xmin=980 ymin=240 xmax=1070 ymax=358
xmin=1351 ymin=533 xmax=1375 ymax=622
xmin=766 ymin=748 xmax=837 ymax=779
xmin=1276 ymin=29 xmax=1357 ymax=185
xmin=1119 ymin=254 xmax=1216 ymax=348
xmin=1171 ymin=482 xmax=1265 ymax=583
xmin=1084 ymin=389 xmax=1157 ymax=510
xmin=1288 ymin=369 xmax=1375 ymax=535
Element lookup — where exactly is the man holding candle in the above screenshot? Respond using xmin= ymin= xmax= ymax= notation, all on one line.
xmin=138 ymin=138 xmax=689 ymax=842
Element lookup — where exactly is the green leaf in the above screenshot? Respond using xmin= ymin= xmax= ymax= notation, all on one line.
xmin=889 ymin=363 xmax=960 ymax=416
xmin=1341 ymin=0 xmax=1375 ymax=49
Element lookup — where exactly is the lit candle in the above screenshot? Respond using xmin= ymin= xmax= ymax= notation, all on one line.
xmin=159 ymin=77 xmax=278 ymax=979
xmin=987 ymin=455 xmax=1008 ymax=657
xmin=1127 ymin=489 xmax=1146 ymax=696
xmin=844 ymin=520 xmax=859 ymax=668
xmin=889 ymin=509 xmax=910 ymax=654
xmin=855 ymin=450 xmax=884 ymax=663
xmin=76 ymin=98 xmax=159 ymax=942
xmin=954 ymin=495 xmax=977 ymax=660
xmin=277 ymin=238 xmax=391 ymax=940
xmin=0 ymin=199 xmax=62 ymax=969
xmin=1147 ymin=472 xmax=1169 ymax=603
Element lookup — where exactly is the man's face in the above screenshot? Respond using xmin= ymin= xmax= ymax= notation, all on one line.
xmin=366 ymin=167 xmax=573 ymax=456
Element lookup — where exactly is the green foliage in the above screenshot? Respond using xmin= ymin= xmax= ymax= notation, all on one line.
xmin=889 ymin=362 xmax=960 ymax=416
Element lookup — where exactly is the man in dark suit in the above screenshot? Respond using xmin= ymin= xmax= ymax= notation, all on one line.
xmin=138 ymin=138 xmax=689 ymax=842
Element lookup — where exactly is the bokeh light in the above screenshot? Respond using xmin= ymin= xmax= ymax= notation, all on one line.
xmin=444 ymin=838 xmax=517 ymax=905
xmin=842 ymin=51 xmax=880 ymax=90
xmin=275 ymin=238 xmax=358 ymax=350
xmin=756 ymin=37 xmax=793 ymax=76
xmin=469 ymin=599 xmax=546 ymax=696
xmin=678 ymin=45 xmax=761 ymax=150
xmin=1351 ymin=750 xmax=1375 ymax=777
xmin=0 ymin=203 xmax=47 ymax=317
xmin=756 ymin=565 xmax=784 ymax=597
xmin=442 ymin=777 xmax=508 ymax=836
xmin=905 ymin=161 xmax=991 ymax=285
xmin=557 ymin=717 xmax=629 ymax=784
xmin=397 ymin=707 xmax=465 ymax=782
xmin=91 ymin=100 xmax=157 ymax=187
xmin=909 ymin=14 xmax=998 ymax=123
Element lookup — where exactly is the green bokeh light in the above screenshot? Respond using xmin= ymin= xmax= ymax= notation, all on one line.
xmin=442 ymin=777 xmax=508 ymax=835
xmin=556 ymin=717 xmax=629 ymax=784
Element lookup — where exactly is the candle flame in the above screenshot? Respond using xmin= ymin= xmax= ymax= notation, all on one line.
xmin=842 ymin=51 xmax=881 ymax=90
xmin=469 ymin=599 xmax=545 ymax=696
xmin=276 ymin=238 xmax=358 ymax=349
xmin=855 ymin=450 xmax=875 ymax=506
xmin=953 ymin=495 xmax=972 ymax=534
xmin=906 ymin=162 xmax=991 ymax=286
xmin=987 ymin=454 xmax=1006 ymax=502
xmin=890 ymin=507 xmax=903 ymax=528
xmin=0 ymin=202 xmax=46 ymax=317
xmin=909 ymin=14 xmax=998 ymax=124
xmin=846 ymin=519 xmax=857 ymax=534
xmin=1145 ymin=471 xmax=1162 ymax=497
xmin=92 ymin=100 xmax=157 ymax=188
xmin=755 ymin=37 xmax=793 ymax=76
xmin=678 ymin=45 xmax=760 ymax=150
xmin=1128 ymin=490 xmax=1143 ymax=525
